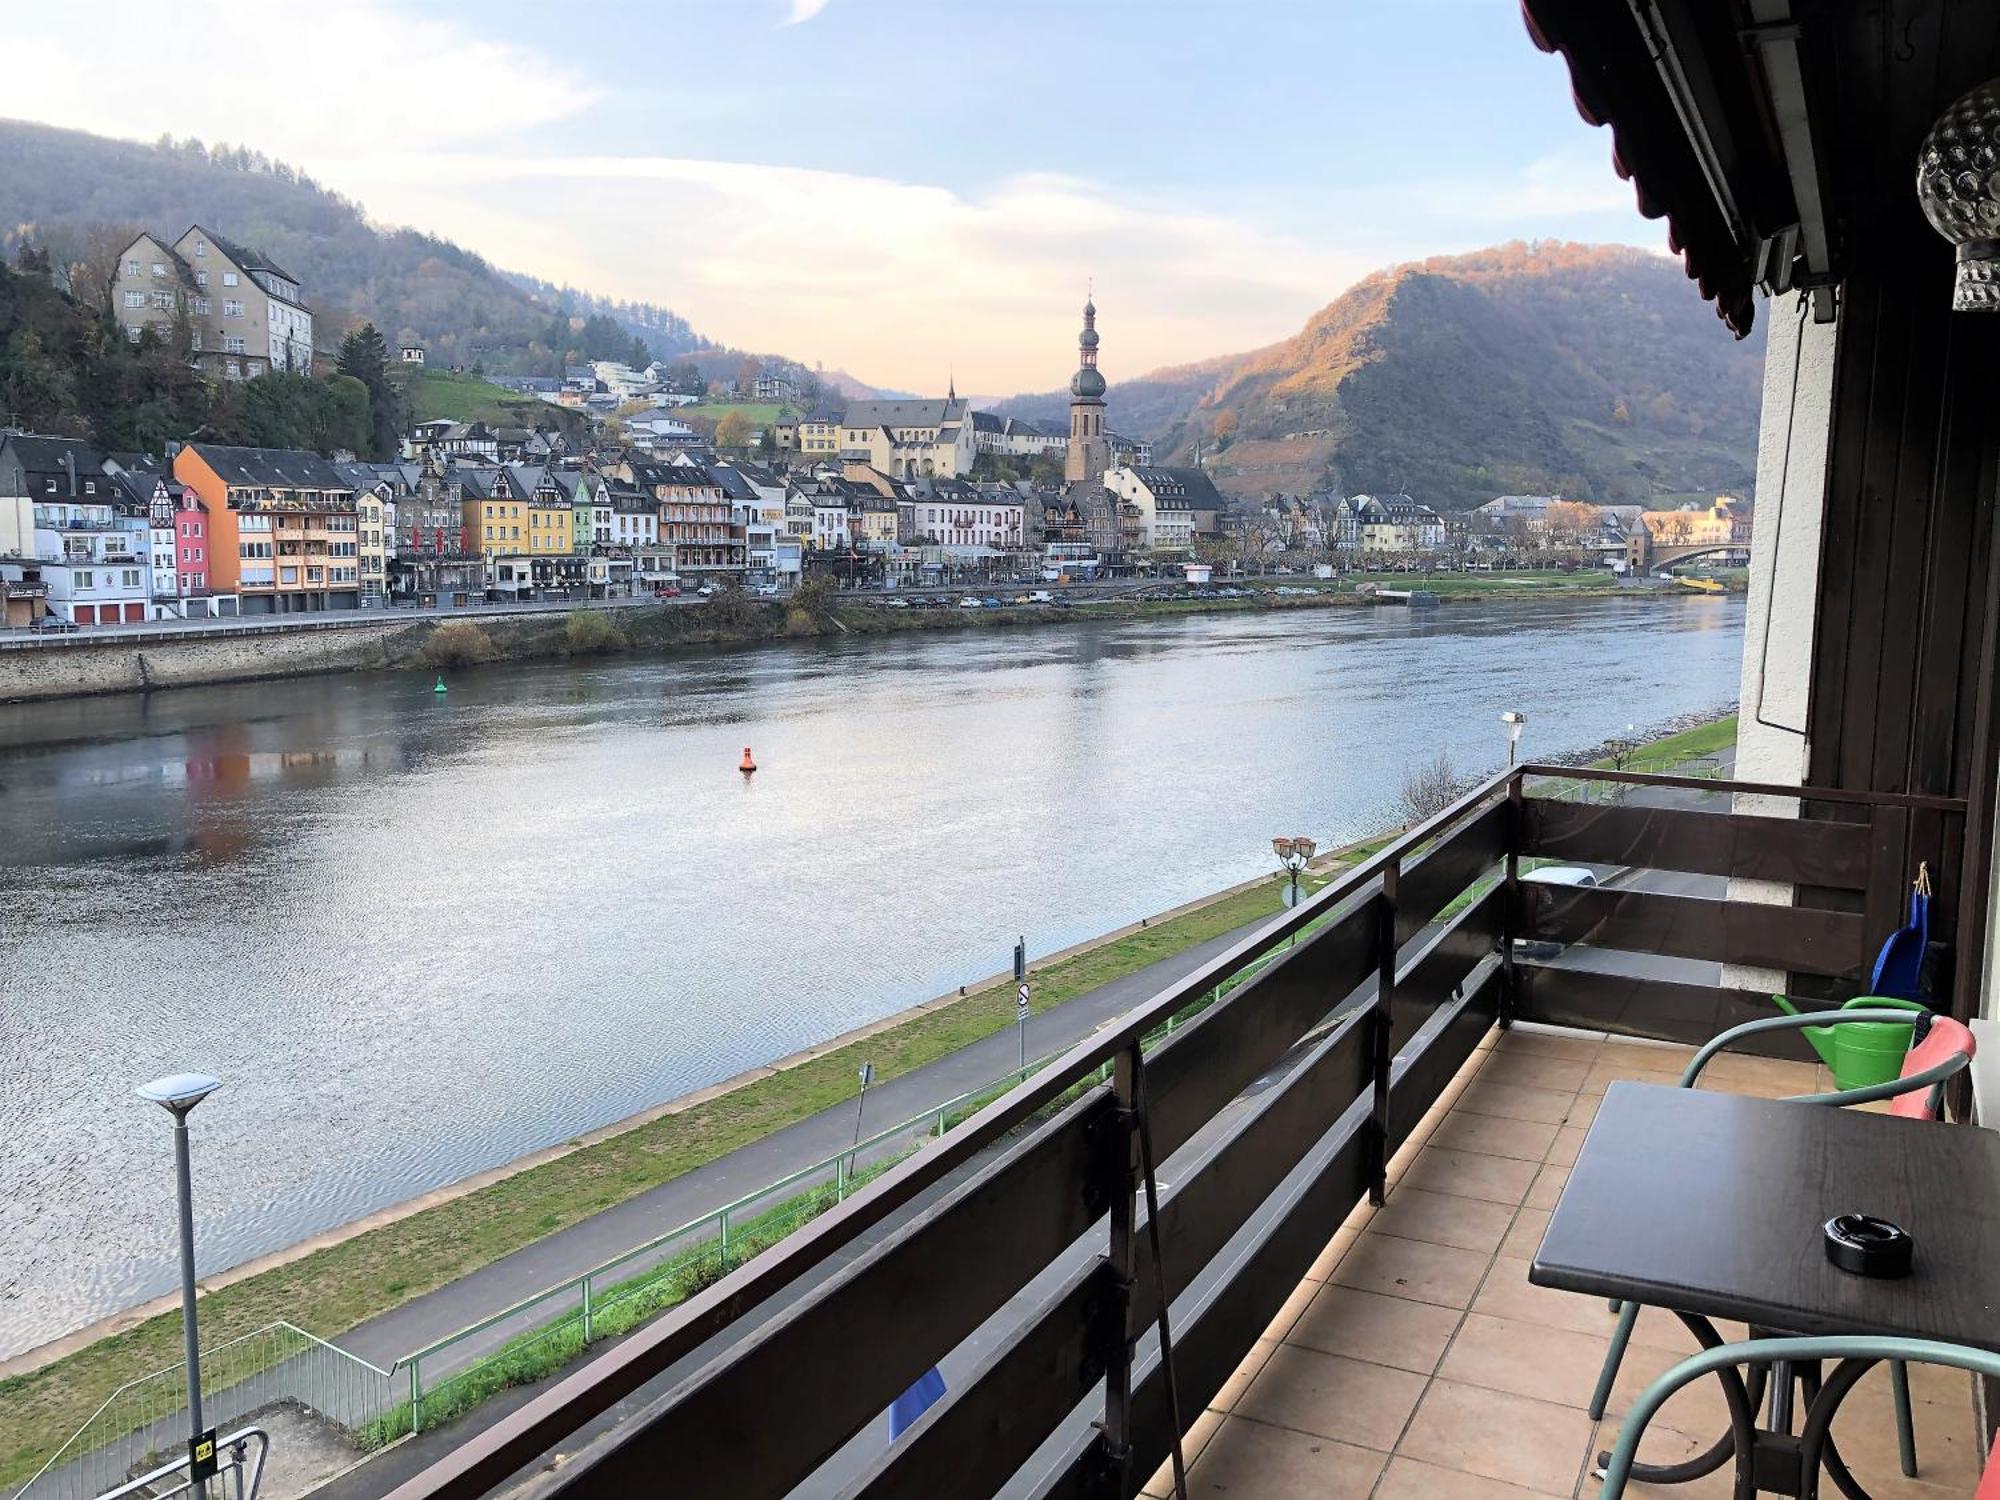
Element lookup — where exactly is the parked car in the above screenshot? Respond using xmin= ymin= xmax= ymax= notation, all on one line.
xmin=1513 ymin=865 xmax=1599 ymax=961
xmin=653 ymin=585 xmax=681 ymax=598
xmin=696 ymin=583 xmax=720 ymax=597
xmin=958 ymin=597 xmax=983 ymax=609
xmin=29 ymin=614 xmax=78 ymax=634
xmin=1028 ymin=590 xmax=1055 ymax=604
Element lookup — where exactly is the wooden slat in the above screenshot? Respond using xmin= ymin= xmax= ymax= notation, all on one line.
xmin=545 ymin=1088 xmax=1116 ymax=1499
xmin=1518 ymin=883 xmax=1869 ymax=980
xmin=1388 ymin=963 xmax=1501 ymax=1153
xmin=1133 ymin=1008 xmax=1373 ymax=1329
xmin=836 ymin=1259 xmax=1112 ymax=1500
xmin=1513 ymin=966 xmax=1839 ymax=1058
xmin=1040 ymin=1113 xmax=1377 ymax=1500
xmin=1395 ymin=796 xmax=1507 ymax=944
xmin=1043 ymin=962 xmax=1495 ymax=1498
xmin=1143 ymin=892 xmax=1382 ymax=1160
xmin=1390 ymin=882 xmax=1502 ymax=1055
xmin=1521 ymin=798 xmax=1872 ymax=889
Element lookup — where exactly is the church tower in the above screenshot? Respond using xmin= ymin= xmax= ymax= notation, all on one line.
xmin=1064 ymin=294 xmax=1111 ymax=485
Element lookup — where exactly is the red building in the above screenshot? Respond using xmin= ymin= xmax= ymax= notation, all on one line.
xmin=173 ymin=485 xmax=209 ymax=598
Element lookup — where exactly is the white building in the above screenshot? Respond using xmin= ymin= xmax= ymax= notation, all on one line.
xmin=902 ymin=481 xmax=1025 ymax=552
xmin=1104 ymin=466 xmax=1221 ymax=552
xmin=837 ymin=397 xmax=977 ymax=479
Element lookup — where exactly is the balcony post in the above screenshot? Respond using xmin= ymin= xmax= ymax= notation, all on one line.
xmin=1369 ymin=860 xmax=1399 ymax=1206
xmin=1500 ymin=772 xmax=1522 ymax=1028
xmin=1089 ymin=1043 xmax=1142 ymax=1496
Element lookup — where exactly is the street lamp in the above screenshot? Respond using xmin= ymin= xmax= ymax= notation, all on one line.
xmin=1500 ymin=711 xmax=1527 ymax=767
xmin=135 ymin=1072 xmax=222 ymax=1491
xmin=1272 ymin=835 xmax=1316 ymax=910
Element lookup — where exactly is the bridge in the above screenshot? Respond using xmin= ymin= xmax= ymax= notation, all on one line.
xmin=1626 ymin=531 xmax=1752 ymax=575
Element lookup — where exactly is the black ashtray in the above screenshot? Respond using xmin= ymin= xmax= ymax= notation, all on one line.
xmin=1824 ymin=1214 xmax=1914 ymax=1278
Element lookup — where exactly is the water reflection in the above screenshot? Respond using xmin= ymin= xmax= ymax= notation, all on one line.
xmin=0 ymin=598 xmax=1743 ymax=1354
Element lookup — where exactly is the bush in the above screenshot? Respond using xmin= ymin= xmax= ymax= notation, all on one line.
xmin=419 ymin=620 xmax=499 ymax=667
xmin=563 ymin=609 xmax=627 ymax=654
xmin=791 ymin=575 xmax=837 ymax=619
xmin=1398 ymin=751 xmax=1462 ymax=823
xmin=700 ymin=583 xmax=760 ymax=631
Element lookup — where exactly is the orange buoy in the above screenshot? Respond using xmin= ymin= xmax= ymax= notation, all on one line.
xmin=740 ymin=745 xmax=757 ymax=774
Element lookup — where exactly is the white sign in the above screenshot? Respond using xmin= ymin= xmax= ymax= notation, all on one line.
xmin=1016 ymin=983 xmax=1030 ymax=1021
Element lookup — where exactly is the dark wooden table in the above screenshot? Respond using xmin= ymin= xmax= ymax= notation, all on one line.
xmin=1532 ymin=1081 xmax=2000 ymax=1496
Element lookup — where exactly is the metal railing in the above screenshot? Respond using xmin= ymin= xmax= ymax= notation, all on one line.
xmin=379 ymin=762 xmax=1967 ymax=1500
xmin=11 ymin=1325 xmax=393 ymax=1500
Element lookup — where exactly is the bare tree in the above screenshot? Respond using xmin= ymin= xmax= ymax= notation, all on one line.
xmin=65 ymin=222 xmax=146 ymax=319
xmin=1398 ymin=751 xmax=1461 ymax=824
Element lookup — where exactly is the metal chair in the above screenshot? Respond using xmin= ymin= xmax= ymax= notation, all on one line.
xmin=1585 ymin=1009 xmax=1977 ymax=1481
xmin=1598 ymin=1335 xmax=2000 ymax=1500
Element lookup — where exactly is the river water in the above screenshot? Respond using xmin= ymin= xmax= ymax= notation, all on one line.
xmin=0 ymin=597 xmax=1743 ymax=1356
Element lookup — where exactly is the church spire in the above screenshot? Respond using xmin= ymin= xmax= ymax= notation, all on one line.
xmin=947 ymin=367 xmax=956 ymax=402
xmin=1065 ymin=287 xmax=1109 ymax=485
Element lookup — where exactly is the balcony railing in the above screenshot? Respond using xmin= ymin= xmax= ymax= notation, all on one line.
xmin=387 ymin=764 xmax=1966 ymax=1500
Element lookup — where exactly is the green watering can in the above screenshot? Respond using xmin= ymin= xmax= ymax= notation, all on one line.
xmin=1768 ymin=994 xmax=1929 ymax=1091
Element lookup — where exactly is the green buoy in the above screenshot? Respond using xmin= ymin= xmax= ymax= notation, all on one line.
xmin=434 ymin=675 xmax=448 ymax=695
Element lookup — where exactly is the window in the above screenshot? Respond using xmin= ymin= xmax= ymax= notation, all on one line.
xmin=222 ymin=272 xmax=238 ymax=287
xmin=151 ymin=291 xmax=174 ymax=311
xmin=122 ymin=570 xmax=140 ymax=588
xmin=195 ymin=271 xmax=208 ymax=288
xmin=124 ymin=260 xmax=139 ymax=279
xmin=124 ymin=291 xmax=145 ymax=308
xmin=225 ymin=359 xmax=242 ymax=379
xmin=190 ymin=330 xmax=202 ymax=351
xmin=223 ymin=336 xmax=246 ymax=354
xmin=194 ymin=241 xmax=206 ymax=257
xmin=127 ymin=325 xmax=143 ymax=343
xmin=75 ymin=570 xmax=94 ymax=589
xmin=222 ymin=300 xmax=244 ymax=318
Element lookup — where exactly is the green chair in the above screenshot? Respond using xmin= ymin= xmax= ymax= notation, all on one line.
xmin=1599 ymin=1335 xmax=2000 ymax=1499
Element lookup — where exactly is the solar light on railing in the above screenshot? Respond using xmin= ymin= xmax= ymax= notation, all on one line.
xmin=1500 ymin=710 xmax=1527 ymax=766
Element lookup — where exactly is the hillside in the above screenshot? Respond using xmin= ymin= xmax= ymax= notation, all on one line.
xmin=0 ymin=119 xmax=867 ymax=395
xmin=995 ymin=243 xmax=1766 ymax=508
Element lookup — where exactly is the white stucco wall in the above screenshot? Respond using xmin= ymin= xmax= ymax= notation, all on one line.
xmin=1725 ymin=300 xmax=1839 ymax=994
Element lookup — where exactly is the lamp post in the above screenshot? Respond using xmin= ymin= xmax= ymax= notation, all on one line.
xmin=1500 ymin=710 xmax=1527 ymax=767
xmin=135 ymin=1072 xmax=222 ymax=1494
xmin=1271 ymin=836 xmax=1317 ymax=916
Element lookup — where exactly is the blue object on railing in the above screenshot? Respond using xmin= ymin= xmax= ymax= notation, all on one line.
xmin=888 ymin=1367 xmax=947 ymax=1439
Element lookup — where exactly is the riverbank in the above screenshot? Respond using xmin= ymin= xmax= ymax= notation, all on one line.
xmin=0 ymin=573 xmax=1678 ymax=705
xmin=0 ymin=701 xmax=1740 ymax=1486
xmin=0 ymin=864 xmax=1317 ymax=1486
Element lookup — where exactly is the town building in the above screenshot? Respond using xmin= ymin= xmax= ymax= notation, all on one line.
xmin=114 ymin=226 xmax=313 ymax=379
xmin=797 ymin=404 xmax=843 ymax=457
xmin=971 ymin=412 xmax=1069 ymax=461
xmin=400 ymin=345 xmax=426 ymax=364
xmin=1332 ymin=493 xmax=1447 ymax=552
xmin=172 ymin=444 xmax=361 ymax=613
xmin=611 ymin=459 xmax=744 ymax=582
xmin=901 ymin=478 xmax=1025 ymax=553
xmin=1103 ymin=466 xmax=1221 ymax=553
xmin=752 ymin=372 xmax=798 ymax=403
xmin=620 ymin=408 xmax=701 ymax=450
xmin=836 ymin=394 xmax=976 ymax=479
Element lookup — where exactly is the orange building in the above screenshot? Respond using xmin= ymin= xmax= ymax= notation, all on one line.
xmin=173 ymin=444 xmax=362 ymax=613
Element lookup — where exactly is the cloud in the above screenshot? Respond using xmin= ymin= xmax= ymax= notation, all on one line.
xmin=781 ymin=0 xmax=832 ymax=24
xmin=339 ymin=153 xmax=1375 ymax=391
xmin=4 ymin=0 xmax=596 ymax=160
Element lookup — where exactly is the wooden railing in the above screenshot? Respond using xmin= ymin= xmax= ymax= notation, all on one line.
xmin=383 ymin=765 xmax=1964 ymax=1500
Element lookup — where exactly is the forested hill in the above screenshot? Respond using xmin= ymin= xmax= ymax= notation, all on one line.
xmin=0 ymin=119 xmax=711 ymax=375
xmin=995 ymin=242 xmax=1767 ymax=509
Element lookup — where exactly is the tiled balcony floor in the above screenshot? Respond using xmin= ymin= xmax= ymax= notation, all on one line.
xmin=1146 ymin=1025 xmax=1988 ymax=1499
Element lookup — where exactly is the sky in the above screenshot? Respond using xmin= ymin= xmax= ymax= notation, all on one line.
xmin=6 ymin=0 xmax=1667 ymax=394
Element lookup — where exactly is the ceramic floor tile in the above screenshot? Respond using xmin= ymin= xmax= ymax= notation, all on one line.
xmin=1431 ymin=1110 xmax=1564 ymax=1162
xmin=1397 ymin=1378 xmax=1596 ymax=1496
xmin=1179 ymin=1414 xmax=1387 ymax=1497
xmin=1330 ymin=1231 xmax=1494 ymax=1310
xmin=1436 ymin=1311 xmax=1614 ymax=1409
xmin=1371 ymin=1186 xmax=1518 ymax=1254
xmin=1284 ymin=1283 xmax=1465 ymax=1374
xmin=1234 ymin=1344 xmax=1428 ymax=1451
xmin=1400 ymin=1145 xmax=1541 ymax=1205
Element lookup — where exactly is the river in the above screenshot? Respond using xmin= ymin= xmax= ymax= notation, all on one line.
xmin=0 ymin=596 xmax=1743 ymax=1357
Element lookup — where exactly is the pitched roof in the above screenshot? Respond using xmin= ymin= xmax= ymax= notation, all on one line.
xmin=193 ymin=226 xmax=298 ymax=287
xmin=838 ymin=397 xmax=968 ymax=430
xmin=0 ymin=434 xmax=109 ymax=490
xmin=1126 ymin=466 xmax=1224 ymax=506
xmin=185 ymin=444 xmax=353 ymax=493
